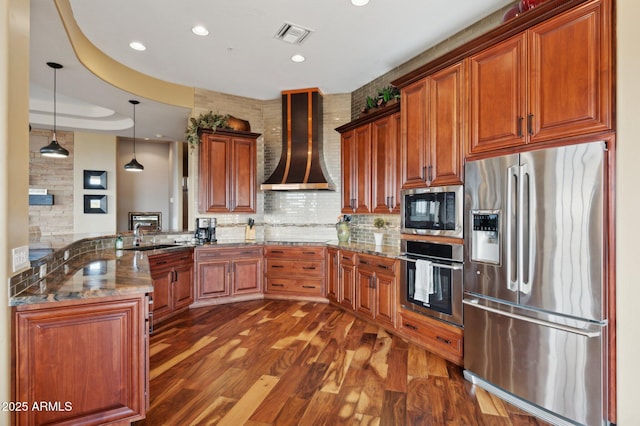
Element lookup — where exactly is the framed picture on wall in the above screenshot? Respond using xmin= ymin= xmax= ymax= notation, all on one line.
xmin=84 ymin=194 xmax=107 ymax=214
xmin=83 ymin=170 xmax=107 ymax=190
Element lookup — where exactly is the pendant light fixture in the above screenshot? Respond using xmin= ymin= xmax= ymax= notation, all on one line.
xmin=40 ymin=62 xmax=70 ymax=158
xmin=124 ymin=99 xmax=144 ymax=171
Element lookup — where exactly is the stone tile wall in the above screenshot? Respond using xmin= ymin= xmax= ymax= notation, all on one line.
xmin=28 ymin=129 xmax=74 ymax=238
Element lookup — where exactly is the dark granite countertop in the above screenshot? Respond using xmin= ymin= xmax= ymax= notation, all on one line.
xmin=10 ymin=245 xmax=194 ymax=307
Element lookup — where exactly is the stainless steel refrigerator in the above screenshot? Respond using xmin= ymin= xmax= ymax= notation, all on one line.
xmin=463 ymin=141 xmax=608 ymax=426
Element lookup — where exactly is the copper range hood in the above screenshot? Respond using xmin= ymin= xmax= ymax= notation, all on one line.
xmin=261 ymin=88 xmax=335 ymax=190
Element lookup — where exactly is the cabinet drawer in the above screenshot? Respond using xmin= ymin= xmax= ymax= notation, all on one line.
xmin=149 ymin=250 xmax=193 ymax=272
xmin=266 ymin=277 xmax=324 ymax=295
xmin=266 ymin=259 xmax=324 ymax=276
xmin=398 ymin=310 xmax=463 ymax=364
xmin=339 ymin=251 xmax=356 ymax=266
xmin=265 ymin=246 xmax=325 ymax=260
xmin=196 ymin=246 xmax=262 ymax=261
xmin=357 ymin=254 xmax=396 ymax=273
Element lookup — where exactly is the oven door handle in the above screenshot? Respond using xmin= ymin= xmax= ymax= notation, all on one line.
xmin=397 ymin=256 xmax=463 ymax=271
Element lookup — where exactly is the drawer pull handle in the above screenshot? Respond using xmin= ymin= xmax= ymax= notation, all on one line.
xmin=271 ymin=250 xmax=284 ymax=254
xmin=303 ymin=251 xmax=316 ymax=255
xmin=241 ymin=251 xmax=256 ymax=255
xmin=436 ymin=336 xmax=452 ymax=345
xmin=342 ymin=256 xmax=351 ymax=261
xmin=404 ymin=322 xmax=418 ymax=331
xmin=359 ymin=260 xmax=370 ymax=265
xmin=271 ymin=265 xmax=285 ymax=269
xmin=302 ymin=266 xmax=316 ymax=270
xmin=302 ymin=285 xmax=317 ymax=289
xmin=272 ymin=283 xmax=285 ymax=287
xmin=377 ymin=264 xmax=390 ymax=269
xmin=155 ymin=261 xmax=168 ymax=265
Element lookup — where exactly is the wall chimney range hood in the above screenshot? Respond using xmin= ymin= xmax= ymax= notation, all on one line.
xmin=261 ymin=88 xmax=335 ymax=190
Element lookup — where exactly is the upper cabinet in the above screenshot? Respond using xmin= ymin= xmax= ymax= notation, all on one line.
xmin=199 ymin=129 xmax=259 ymax=213
xmin=400 ymin=61 xmax=465 ymax=189
xmin=337 ymin=103 xmax=401 ymax=214
xmin=469 ymin=0 xmax=611 ymax=154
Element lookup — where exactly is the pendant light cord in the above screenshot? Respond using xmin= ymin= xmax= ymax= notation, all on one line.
xmin=132 ymin=102 xmax=136 ymax=157
xmin=53 ymin=66 xmax=57 ymax=136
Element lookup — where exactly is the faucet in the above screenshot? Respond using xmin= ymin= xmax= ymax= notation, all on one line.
xmin=133 ymin=222 xmax=152 ymax=246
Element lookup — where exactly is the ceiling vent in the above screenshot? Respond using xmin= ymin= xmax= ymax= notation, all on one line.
xmin=274 ymin=23 xmax=312 ymax=44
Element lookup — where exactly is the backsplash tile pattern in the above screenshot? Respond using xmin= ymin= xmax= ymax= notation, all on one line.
xmin=350 ymin=214 xmax=401 ymax=248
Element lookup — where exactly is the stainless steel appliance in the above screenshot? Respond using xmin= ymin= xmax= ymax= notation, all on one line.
xmin=463 ymin=142 xmax=608 ymax=426
xmin=195 ymin=217 xmax=216 ymax=243
xmin=399 ymin=239 xmax=463 ymax=327
xmin=400 ymin=185 xmax=463 ymax=238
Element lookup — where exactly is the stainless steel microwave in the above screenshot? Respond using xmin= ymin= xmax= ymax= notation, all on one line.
xmin=400 ymin=185 xmax=463 ymax=238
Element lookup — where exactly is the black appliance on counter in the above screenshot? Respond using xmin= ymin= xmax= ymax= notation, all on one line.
xmin=195 ymin=217 xmax=216 ymax=243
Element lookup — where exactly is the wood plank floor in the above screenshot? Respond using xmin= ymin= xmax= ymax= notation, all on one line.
xmin=134 ymin=300 xmax=549 ymax=426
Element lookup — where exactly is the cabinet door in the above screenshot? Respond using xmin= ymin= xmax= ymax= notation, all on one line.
xmin=196 ymin=259 xmax=231 ymax=300
xmin=199 ymin=133 xmax=231 ymax=212
xmin=400 ymin=79 xmax=429 ymax=188
xmin=172 ymin=263 xmax=194 ymax=310
xmin=355 ymin=267 xmax=376 ymax=320
xmin=375 ymin=272 xmax=397 ymax=327
xmin=528 ymin=0 xmax=611 ymax=142
xmin=14 ymin=297 xmax=146 ymax=425
xmin=372 ymin=114 xmax=399 ymax=213
xmin=340 ymin=130 xmax=356 ymax=213
xmin=428 ymin=62 xmax=465 ymax=186
xmin=151 ymin=271 xmax=173 ymax=321
xmin=469 ymin=34 xmax=527 ymax=154
xmin=353 ymin=125 xmax=372 ymax=213
xmin=232 ymin=257 xmax=263 ymax=295
xmin=339 ymin=261 xmax=356 ymax=310
xmin=230 ymin=137 xmax=256 ymax=213
xmin=326 ymin=248 xmax=340 ymax=302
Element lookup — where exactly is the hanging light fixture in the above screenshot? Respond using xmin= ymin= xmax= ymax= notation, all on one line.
xmin=124 ymin=99 xmax=144 ymax=171
xmin=40 ymin=62 xmax=70 ymax=158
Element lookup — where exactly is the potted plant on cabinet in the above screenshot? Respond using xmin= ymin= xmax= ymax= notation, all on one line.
xmin=373 ymin=218 xmax=385 ymax=246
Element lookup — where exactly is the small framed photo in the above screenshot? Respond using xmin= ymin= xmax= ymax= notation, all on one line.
xmin=83 ymin=170 xmax=107 ymax=190
xmin=84 ymin=195 xmax=107 ymax=214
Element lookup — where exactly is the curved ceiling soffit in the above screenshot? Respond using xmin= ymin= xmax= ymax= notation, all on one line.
xmin=53 ymin=0 xmax=194 ymax=110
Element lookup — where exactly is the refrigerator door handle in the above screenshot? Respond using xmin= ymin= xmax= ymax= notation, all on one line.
xmin=463 ymin=299 xmax=601 ymax=338
xmin=519 ymin=163 xmax=533 ymax=295
xmin=506 ymin=165 xmax=519 ymax=292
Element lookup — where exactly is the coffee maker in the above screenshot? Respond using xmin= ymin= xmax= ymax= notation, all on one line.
xmin=195 ymin=217 xmax=217 ymax=244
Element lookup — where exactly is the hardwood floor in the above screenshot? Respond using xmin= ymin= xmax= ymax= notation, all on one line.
xmin=134 ymin=300 xmax=548 ymax=425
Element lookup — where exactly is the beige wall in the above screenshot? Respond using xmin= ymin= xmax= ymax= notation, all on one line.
xmin=615 ymin=0 xmax=639 ymax=423
xmin=73 ymin=131 xmax=117 ymax=234
xmin=1 ymin=0 xmax=29 ymax=424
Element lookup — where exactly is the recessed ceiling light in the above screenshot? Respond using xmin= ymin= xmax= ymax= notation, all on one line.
xmin=192 ymin=25 xmax=209 ymax=36
xmin=291 ymin=54 xmax=305 ymax=63
xmin=351 ymin=0 xmax=369 ymax=5
xmin=129 ymin=41 xmax=146 ymax=51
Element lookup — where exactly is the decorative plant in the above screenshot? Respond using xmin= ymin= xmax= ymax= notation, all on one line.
xmin=362 ymin=86 xmax=400 ymax=113
xmin=185 ymin=111 xmax=230 ymax=146
xmin=373 ymin=218 xmax=386 ymax=230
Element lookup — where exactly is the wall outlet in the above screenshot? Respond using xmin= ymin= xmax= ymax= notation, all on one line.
xmin=39 ymin=264 xmax=47 ymax=279
xmin=11 ymin=245 xmax=29 ymax=272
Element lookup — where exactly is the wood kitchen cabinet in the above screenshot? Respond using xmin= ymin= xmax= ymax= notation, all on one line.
xmin=338 ymin=250 xmax=357 ymax=310
xmin=13 ymin=294 xmax=149 ymax=425
xmin=265 ymin=246 xmax=325 ymax=298
xmin=326 ymin=247 xmax=340 ymax=303
xmin=148 ymin=248 xmax=194 ymax=324
xmin=194 ymin=246 xmax=263 ymax=305
xmin=400 ymin=61 xmax=465 ymax=189
xmin=468 ymin=0 xmax=611 ymax=155
xmin=337 ymin=103 xmax=401 ymax=214
xmin=198 ymin=128 xmax=259 ymax=213
xmin=355 ymin=254 xmax=398 ymax=328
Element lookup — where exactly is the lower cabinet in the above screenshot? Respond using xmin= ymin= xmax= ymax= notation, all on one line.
xmin=398 ymin=307 xmax=463 ymax=365
xmin=265 ymin=246 xmax=325 ymax=298
xmin=149 ymin=249 xmax=194 ymax=323
xmin=13 ymin=294 xmax=149 ymax=425
xmin=328 ymin=247 xmax=462 ymax=365
xmin=194 ymin=246 xmax=263 ymax=305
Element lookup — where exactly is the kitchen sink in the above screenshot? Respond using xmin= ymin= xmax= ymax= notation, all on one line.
xmin=123 ymin=244 xmax=180 ymax=251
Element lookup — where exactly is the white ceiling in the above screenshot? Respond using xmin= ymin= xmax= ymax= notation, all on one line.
xmin=29 ymin=0 xmax=513 ymax=142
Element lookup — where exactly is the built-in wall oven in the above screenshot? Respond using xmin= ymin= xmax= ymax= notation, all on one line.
xmin=399 ymin=239 xmax=463 ymax=327
xmin=400 ymin=185 xmax=463 ymax=238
